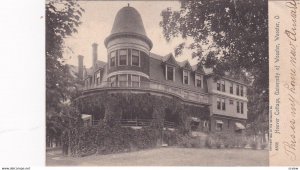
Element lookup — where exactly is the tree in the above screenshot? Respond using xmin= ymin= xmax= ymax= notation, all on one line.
xmin=160 ymin=0 xmax=268 ymax=133
xmin=46 ymin=0 xmax=84 ymax=147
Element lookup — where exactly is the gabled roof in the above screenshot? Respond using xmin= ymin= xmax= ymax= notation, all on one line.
xmin=95 ymin=60 xmax=106 ymax=69
xmin=202 ymin=67 xmax=213 ymax=75
xmin=84 ymin=60 xmax=107 ymax=77
xmin=192 ymin=64 xmax=206 ymax=74
xmin=178 ymin=60 xmax=192 ymax=71
xmin=150 ymin=52 xmax=163 ymax=60
xmin=162 ymin=53 xmax=178 ymax=66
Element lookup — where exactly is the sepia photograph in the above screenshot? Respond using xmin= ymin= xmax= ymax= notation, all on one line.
xmin=46 ymin=0 xmax=269 ymax=166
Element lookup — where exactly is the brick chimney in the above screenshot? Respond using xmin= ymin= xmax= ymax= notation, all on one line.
xmin=92 ymin=43 xmax=98 ymax=71
xmin=78 ymin=55 xmax=84 ymax=80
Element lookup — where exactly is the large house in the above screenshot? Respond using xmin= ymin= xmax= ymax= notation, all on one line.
xmin=75 ymin=5 xmax=248 ymax=133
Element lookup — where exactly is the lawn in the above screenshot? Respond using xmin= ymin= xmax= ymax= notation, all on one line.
xmin=46 ymin=147 xmax=268 ymax=166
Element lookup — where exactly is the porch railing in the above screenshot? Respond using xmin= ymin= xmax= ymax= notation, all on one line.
xmin=91 ymin=119 xmax=176 ymax=129
xmin=83 ymin=81 xmax=209 ymax=104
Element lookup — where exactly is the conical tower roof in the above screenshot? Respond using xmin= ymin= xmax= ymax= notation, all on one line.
xmin=104 ymin=6 xmax=153 ymax=49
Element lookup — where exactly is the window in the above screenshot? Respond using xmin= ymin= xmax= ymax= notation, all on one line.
xmin=237 ymin=101 xmax=240 ymax=113
xmin=241 ymin=86 xmax=244 ymax=96
xmin=89 ymin=77 xmax=92 ymax=86
xmin=229 ymin=99 xmax=234 ymax=104
xmin=166 ymin=66 xmax=174 ymax=81
xmin=131 ymin=50 xmax=140 ymax=66
xmin=95 ymin=71 xmax=101 ymax=85
xmin=203 ymin=121 xmax=208 ymax=128
xmin=119 ymin=49 xmax=127 ymax=65
xmin=131 ymin=75 xmax=140 ymax=87
xmin=230 ymin=83 xmax=233 ymax=94
xmin=241 ymin=102 xmax=244 ymax=114
xmin=216 ymin=121 xmax=223 ymax=131
xmin=109 ymin=76 xmax=117 ymax=87
xmin=217 ymin=98 xmax=221 ymax=110
xmin=110 ymin=51 xmax=116 ymax=67
xmin=221 ymin=98 xmax=226 ymax=110
xmin=227 ymin=120 xmax=230 ymax=128
xmin=217 ymin=80 xmax=221 ymax=91
xmin=118 ymin=74 xmax=128 ymax=87
xmin=195 ymin=74 xmax=202 ymax=88
xmin=183 ymin=70 xmax=189 ymax=84
xmin=85 ymin=79 xmax=89 ymax=88
xmin=221 ymin=80 xmax=225 ymax=92
xmin=236 ymin=85 xmax=240 ymax=96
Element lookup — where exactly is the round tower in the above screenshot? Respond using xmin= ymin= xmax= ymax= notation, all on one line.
xmin=104 ymin=5 xmax=153 ymax=86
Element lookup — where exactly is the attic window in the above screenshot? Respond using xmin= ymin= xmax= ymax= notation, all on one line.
xmin=237 ymin=101 xmax=240 ymax=113
xmin=241 ymin=102 xmax=244 ymax=114
xmin=110 ymin=51 xmax=116 ymax=67
xmin=241 ymin=86 xmax=244 ymax=96
xmin=166 ymin=66 xmax=175 ymax=81
xmin=236 ymin=85 xmax=240 ymax=96
xmin=230 ymin=83 xmax=233 ymax=94
xmin=217 ymin=98 xmax=221 ymax=110
xmin=183 ymin=70 xmax=189 ymax=85
xmin=221 ymin=80 xmax=225 ymax=92
xmin=195 ymin=74 xmax=202 ymax=88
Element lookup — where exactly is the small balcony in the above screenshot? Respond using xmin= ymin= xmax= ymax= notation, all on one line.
xmin=82 ymin=81 xmax=209 ymax=105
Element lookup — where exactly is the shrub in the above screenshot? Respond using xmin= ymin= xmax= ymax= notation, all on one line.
xmin=205 ymin=133 xmax=253 ymax=149
xmin=250 ymin=139 xmax=258 ymax=149
xmin=261 ymin=143 xmax=268 ymax=150
xmin=205 ymin=135 xmax=217 ymax=148
xmin=66 ymin=125 xmax=159 ymax=157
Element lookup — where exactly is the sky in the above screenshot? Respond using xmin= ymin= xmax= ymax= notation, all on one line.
xmin=64 ymin=1 xmax=198 ymax=68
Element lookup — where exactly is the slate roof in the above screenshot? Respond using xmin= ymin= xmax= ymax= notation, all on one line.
xmin=110 ymin=6 xmax=147 ymax=37
xmin=105 ymin=6 xmax=153 ymax=49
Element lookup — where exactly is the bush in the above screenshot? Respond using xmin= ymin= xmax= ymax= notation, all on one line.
xmin=205 ymin=133 xmax=252 ymax=149
xmin=261 ymin=143 xmax=268 ymax=150
xmin=250 ymin=139 xmax=258 ymax=149
xmin=66 ymin=125 xmax=159 ymax=157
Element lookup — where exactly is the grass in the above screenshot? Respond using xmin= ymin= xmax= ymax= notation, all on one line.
xmin=46 ymin=147 xmax=268 ymax=166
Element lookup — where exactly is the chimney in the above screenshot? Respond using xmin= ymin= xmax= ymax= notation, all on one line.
xmin=78 ymin=55 xmax=84 ymax=80
xmin=92 ymin=43 xmax=98 ymax=70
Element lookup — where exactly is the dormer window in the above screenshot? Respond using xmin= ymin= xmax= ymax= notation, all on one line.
xmin=131 ymin=49 xmax=140 ymax=66
xmin=221 ymin=80 xmax=225 ymax=92
xmin=230 ymin=83 xmax=233 ymax=94
xmin=166 ymin=66 xmax=175 ymax=81
xmin=241 ymin=86 xmax=244 ymax=96
xmin=110 ymin=51 xmax=116 ymax=67
xmin=241 ymin=102 xmax=244 ymax=114
xmin=217 ymin=80 xmax=221 ymax=91
xmin=119 ymin=49 xmax=127 ymax=66
xmin=183 ymin=70 xmax=189 ymax=84
xmin=236 ymin=85 xmax=240 ymax=96
xmin=195 ymin=74 xmax=202 ymax=88
xmin=221 ymin=98 xmax=226 ymax=110
xmin=217 ymin=98 xmax=221 ymax=110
